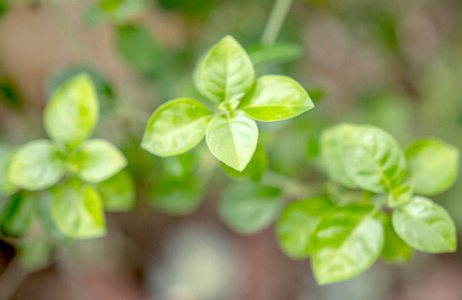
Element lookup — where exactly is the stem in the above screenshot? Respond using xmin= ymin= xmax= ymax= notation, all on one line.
xmin=261 ymin=0 xmax=294 ymax=47
xmin=0 ymin=258 xmax=29 ymax=299
xmin=262 ymin=170 xmax=315 ymax=198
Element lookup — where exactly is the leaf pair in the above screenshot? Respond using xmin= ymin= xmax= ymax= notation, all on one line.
xmin=142 ymin=35 xmax=314 ymax=171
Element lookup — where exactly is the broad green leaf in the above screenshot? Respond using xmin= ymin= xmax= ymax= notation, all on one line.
xmin=52 ymin=184 xmax=106 ymax=239
xmin=239 ymin=75 xmax=314 ymax=121
xmin=194 ymin=35 xmax=254 ymax=102
xmin=381 ymin=214 xmax=413 ymax=264
xmin=206 ymin=111 xmax=258 ymax=171
xmin=405 ymin=139 xmax=459 ymax=196
xmin=342 ymin=124 xmax=406 ymax=193
xmin=72 ymin=139 xmax=127 ymax=183
xmin=116 ymin=24 xmax=159 ymax=74
xmin=221 ymin=143 xmax=268 ymax=181
xmin=276 ymin=197 xmax=333 ymax=259
xmin=320 ymin=125 xmax=357 ymax=188
xmin=311 ymin=204 xmax=384 ymax=285
xmin=8 ymin=140 xmax=65 ymax=191
xmin=96 ymin=170 xmax=134 ymax=212
xmin=18 ymin=237 xmax=53 ymax=271
xmin=392 ymin=196 xmax=456 ymax=253
xmin=0 ymin=146 xmax=18 ymax=195
xmin=149 ymin=175 xmax=202 ymax=216
xmin=0 ymin=193 xmax=33 ymax=236
xmin=248 ymin=42 xmax=303 ymax=66
xmin=44 ymin=74 xmax=99 ymax=147
xmin=219 ymin=182 xmax=283 ymax=234
xmin=142 ymin=98 xmax=212 ymax=156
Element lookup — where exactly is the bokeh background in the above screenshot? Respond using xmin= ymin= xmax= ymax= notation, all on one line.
xmin=1 ymin=0 xmax=462 ymax=299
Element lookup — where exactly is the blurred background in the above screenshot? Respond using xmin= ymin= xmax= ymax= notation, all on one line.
xmin=1 ymin=0 xmax=462 ymax=299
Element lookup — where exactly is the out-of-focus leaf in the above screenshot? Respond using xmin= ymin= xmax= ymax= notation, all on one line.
xmin=96 ymin=170 xmax=134 ymax=212
xmin=0 ymin=193 xmax=33 ymax=236
xmin=381 ymin=214 xmax=413 ymax=264
xmin=18 ymin=237 xmax=53 ymax=272
xmin=0 ymin=145 xmax=18 ymax=196
xmin=221 ymin=143 xmax=268 ymax=181
xmin=248 ymin=42 xmax=303 ymax=66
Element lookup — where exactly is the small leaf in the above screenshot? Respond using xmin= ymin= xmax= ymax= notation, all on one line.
xmin=240 ymin=75 xmax=314 ymax=121
xmin=248 ymin=42 xmax=303 ymax=66
xmin=392 ymin=196 xmax=456 ymax=253
xmin=96 ymin=170 xmax=134 ymax=212
xmin=116 ymin=24 xmax=159 ymax=74
xmin=0 ymin=145 xmax=18 ymax=195
xmin=52 ymin=184 xmax=106 ymax=239
xmin=405 ymin=139 xmax=459 ymax=196
xmin=149 ymin=175 xmax=202 ymax=216
xmin=221 ymin=143 xmax=268 ymax=181
xmin=0 ymin=193 xmax=33 ymax=236
xmin=311 ymin=204 xmax=384 ymax=285
xmin=276 ymin=197 xmax=333 ymax=259
xmin=44 ymin=74 xmax=99 ymax=147
xmin=387 ymin=181 xmax=413 ymax=208
xmin=219 ymin=182 xmax=283 ymax=234
xmin=73 ymin=139 xmax=127 ymax=183
xmin=8 ymin=140 xmax=65 ymax=191
xmin=194 ymin=35 xmax=254 ymax=102
xmin=142 ymin=98 xmax=212 ymax=156
xmin=206 ymin=111 xmax=258 ymax=171
xmin=18 ymin=237 xmax=53 ymax=271
xmin=381 ymin=214 xmax=413 ymax=264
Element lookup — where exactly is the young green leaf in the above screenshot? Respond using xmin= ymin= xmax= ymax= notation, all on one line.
xmin=320 ymin=125 xmax=357 ymax=189
xmin=0 ymin=146 xmax=18 ymax=195
xmin=0 ymin=193 xmax=33 ymax=236
xmin=52 ymin=184 xmax=106 ymax=239
xmin=381 ymin=214 xmax=413 ymax=264
xmin=206 ymin=111 xmax=258 ymax=171
xmin=194 ymin=35 xmax=254 ymax=102
xmin=387 ymin=181 xmax=413 ymax=208
xmin=219 ymin=182 xmax=283 ymax=235
xmin=8 ymin=140 xmax=65 ymax=191
xmin=311 ymin=204 xmax=384 ymax=285
xmin=73 ymin=139 xmax=127 ymax=183
xmin=392 ymin=196 xmax=456 ymax=253
xmin=116 ymin=24 xmax=159 ymax=74
xmin=142 ymin=98 xmax=212 ymax=156
xmin=96 ymin=170 xmax=134 ymax=212
xmin=276 ymin=197 xmax=334 ymax=260
xmin=221 ymin=143 xmax=268 ymax=181
xmin=342 ymin=124 xmax=406 ymax=193
xmin=405 ymin=139 xmax=459 ymax=196
xmin=44 ymin=74 xmax=99 ymax=147
xmin=239 ymin=75 xmax=314 ymax=121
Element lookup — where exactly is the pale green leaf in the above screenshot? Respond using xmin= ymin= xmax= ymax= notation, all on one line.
xmin=8 ymin=140 xmax=65 ymax=191
xmin=142 ymin=98 xmax=212 ymax=156
xmin=311 ymin=204 xmax=384 ymax=285
xmin=18 ymin=237 xmax=53 ymax=271
xmin=73 ymin=139 xmax=127 ymax=183
xmin=387 ymin=181 xmax=413 ymax=208
xmin=381 ymin=214 xmax=413 ymax=264
xmin=44 ymin=74 xmax=99 ymax=147
xmin=276 ymin=197 xmax=333 ymax=259
xmin=0 ymin=145 xmax=18 ymax=195
xmin=219 ymin=182 xmax=283 ymax=235
xmin=206 ymin=111 xmax=258 ymax=171
xmin=392 ymin=196 xmax=456 ymax=253
xmin=96 ymin=170 xmax=134 ymax=212
xmin=240 ymin=75 xmax=314 ymax=121
xmin=406 ymin=139 xmax=459 ymax=196
xmin=194 ymin=35 xmax=254 ymax=102
xmin=221 ymin=142 xmax=268 ymax=181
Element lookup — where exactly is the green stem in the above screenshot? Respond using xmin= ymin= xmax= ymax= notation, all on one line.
xmin=262 ymin=170 xmax=314 ymax=198
xmin=261 ymin=0 xmax=294 ymax=47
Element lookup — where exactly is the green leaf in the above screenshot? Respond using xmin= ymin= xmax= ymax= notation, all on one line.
xmin=311 ymin=204 xmax=384 ymax=285
xmin=392 ymin=196 xmax=456 ymax=253
xmin=72 ymin=139 xmax=127 ymax=183
xmin=194 ymin=35 xmax=254 ymax=102
xmin=0 ymin=193 xmax=33 ymax=236
xmin=44 ymin=74 xmax=99 ymax=147
xmin=320 ymin=125 xmax=357 ymax=188
xmin=219 ymin=182 xmax=283 ymax=235
xmin=52 ymin=184 xmax=106 ymax=239
xmin=142 ymin=98 xmax=212 ymax=156
xmin=276 ymin=197 xmax=334 ymax=259
xmin=342 ymin=124 xmax=406 ymax=193
xmin=0 ymin=146 xmax=18 ymax=195
xmin=221 ymin=143 xmax=268 ymax=181
xmin=116 ymin=24 xmax=159 ymax=74
xmin=96 ymin=170 xmax=134 ymax=212
xmin=99 ymin=0 xmax=151 ymax=20
xmin=8 ymin=140 xmax=65 ymax=191
xmin=381 ymin=214 xmax=413 ymax=264
xmin=162 ymin=150 xmax=198 ymax=178
xmin=405 ymin=139 xmax=459 ymax=196
xmin=34 ymin=192 xmax=70 ymax=242
xmin=387 ymin=181 xmax=413 ymax=208
xmin=248 ymin=42 xmax=303 ymax=66
xmin=206 ymin=111 xmax=258 ymax=171
xmin=18 ymin=237 xmax=53 ymax=271
xmin=239 ymin=75 xmax=314 ymax=121
xmin=149 ymin=175 xmax=202 ymax=216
